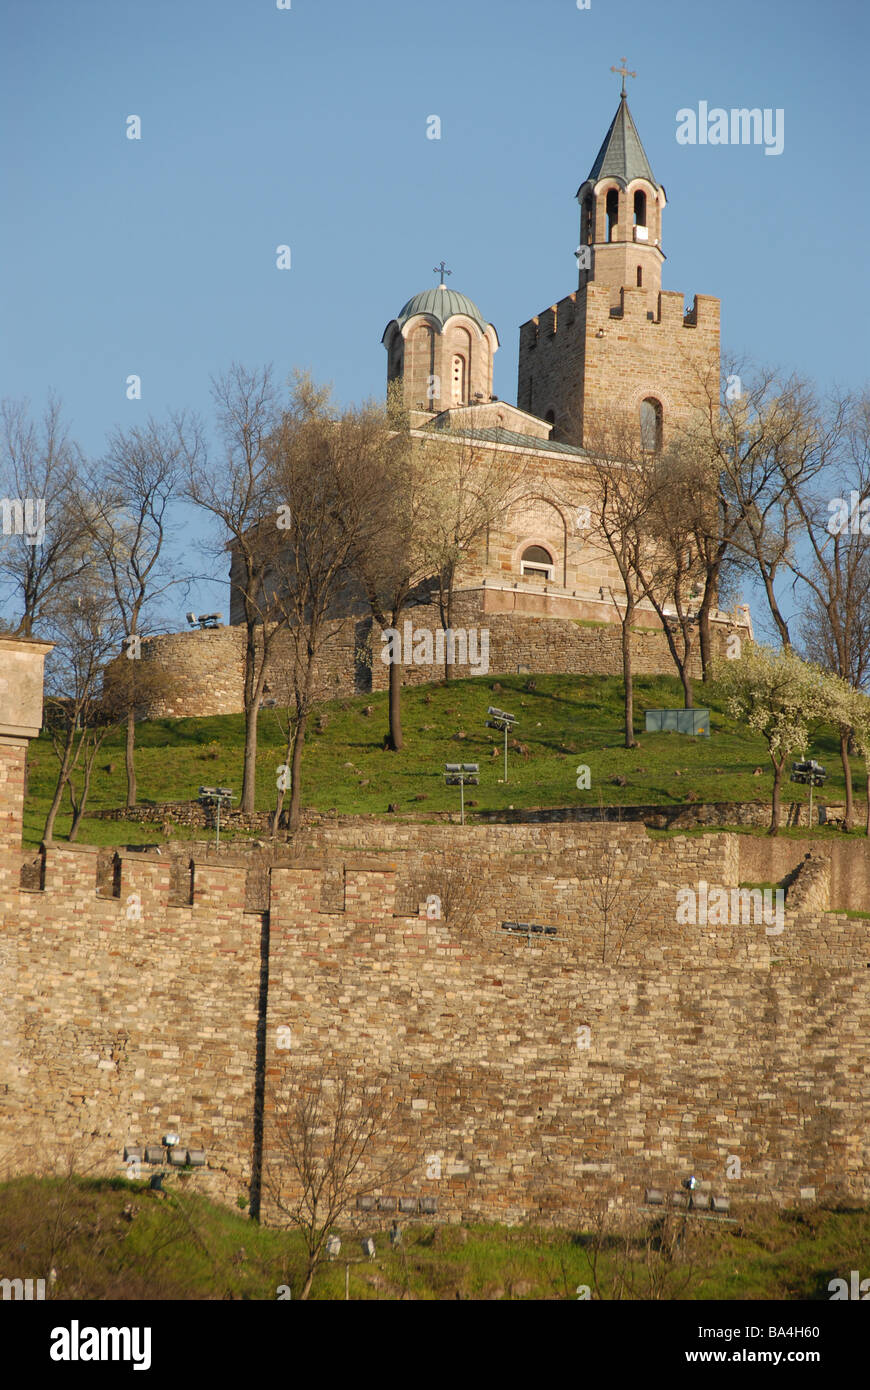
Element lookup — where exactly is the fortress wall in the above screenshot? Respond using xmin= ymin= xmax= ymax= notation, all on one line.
xmin=0 ymin=828 xmax=867 ymax=1219
xmin=124 ymin=596 xmax=747 ymax=718
xmin=263 ymin=876 xmax=869 ymax=1223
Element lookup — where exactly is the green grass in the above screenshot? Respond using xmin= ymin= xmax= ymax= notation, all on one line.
xmin=1 ymin=1175 xmax=865 ymax=1300
xmin=21 ymin=672 xmax=868 ymax=848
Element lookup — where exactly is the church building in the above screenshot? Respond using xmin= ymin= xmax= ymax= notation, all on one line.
xmin=135 ymin=80 xmax=750 ymax=720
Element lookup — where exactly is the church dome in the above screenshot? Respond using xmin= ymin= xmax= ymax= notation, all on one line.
xmin=395 ymin=284 xmax=488 ymax=333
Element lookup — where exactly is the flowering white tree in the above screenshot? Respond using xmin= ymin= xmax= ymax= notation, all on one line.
xmin=826 ymin=673 xmax=870 ymax=837
xmin=713 ymin=643 xmax=828 ymax=834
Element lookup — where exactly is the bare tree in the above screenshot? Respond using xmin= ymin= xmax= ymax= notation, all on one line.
xmin=564 ymin=417 xmax=657 ymax=747
xmin=41 ymin=575 xmax=124 ymax=842
xmin=781 ymin=390 xmax=870 ymax=827
xmin=674 ymin=364 xmax=834 ymax=669
xmin=627 ymin=448 xmax=706 ymax=709
xmin=264 ymin=379 xmax=389 ymax=832
xmin=77 ymin=416 xmax=183 ymax=807
xmin=426 ymin=842 xmax=488 ymax=935
xmin=419 ymin=429 xmax=529 ymax=681
xmin=583 ymin=813 xmax=653 ymax=964
xmin=577 ymin=1196 xmax=700 ymax=1300
xmin=0 ymin=395 xmax=91 ymax=635
xmin=351 ymin=384 xmax=431 ymax=751
xmin=183 ymin=364 xmax=283 ymax=813
xmin=266 ymin=1066 xmax=418 ymax=1300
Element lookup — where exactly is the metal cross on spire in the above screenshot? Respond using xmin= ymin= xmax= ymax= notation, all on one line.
xmin=610 ymin=57 xmax=636 ymax=98
xmin=433 ymin=261 xmax=452 ymax=286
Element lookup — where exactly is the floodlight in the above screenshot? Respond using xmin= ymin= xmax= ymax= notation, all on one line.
xmin=420 ymin=1197 xmax=438 ymax=1215
xmin=499 ymin=920 xmax=557 ymax=942
xmin=399 ymin=1198 xmax=418 ymax=1214
xmin=162 ymin=1132 xmax=180 ymax=1147
xmin=123 ymin=1146 xmax=142 ymax=1164
xmin=168 ymin=1146 xmax=188 ymax=1167
xmin=711 ymin=1195 xmax=731 ymax=1214
xmin=186 ymin=612 xmax=198 ymax=626
xmin=326 ymin=1235 xmax=341 ymax=1258
xmin=187 ymin=1149 xmax=206 ymax=1167
xmin=144 ymin=1145 xmax=164 ymax=1165
xmin=645 ymin=1188 xmax=665 ymax=1206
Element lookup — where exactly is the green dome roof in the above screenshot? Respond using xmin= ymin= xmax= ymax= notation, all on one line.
xmin=395 ymin=284 xmax=488 ymax=332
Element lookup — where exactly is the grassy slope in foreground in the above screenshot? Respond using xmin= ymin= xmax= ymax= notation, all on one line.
xmin=0 ymin=1176 xmax=866 ymax=1300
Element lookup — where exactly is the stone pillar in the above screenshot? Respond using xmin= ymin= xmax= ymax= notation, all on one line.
xmin=0 ymin=636 xmax=53 ymax=894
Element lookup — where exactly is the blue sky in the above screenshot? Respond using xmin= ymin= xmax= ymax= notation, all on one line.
xmin=2 ymin=0 xmax=868 ymax=620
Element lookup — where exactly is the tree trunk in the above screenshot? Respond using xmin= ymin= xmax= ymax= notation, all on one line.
xmin=387 ymin=655 xmax=404 ymax=750
xmin=839 ymin=729 xmax=854 ymax=830
xmin=42 ymin=726 xmax=75 ymax=843
xmin=125 ymin=706 xmax=137 ymax=808
xmin=620 ymin=599 xmax=636 ymax=748
xmin=865 ymin=771 xmax=870 ymax=837
xmin=768 ymin=760 xmax=783 ymax=836
xmin=240 ymin=698 xmax=260 ymax=813
xmin=697 ymin=588 xmax=715 ymax=682
xmin=287 ymin=704 xmax=310 ymax=833
xmin=680 ymin=662 xmax=694 ymax=709
xmin=299 ymin=1265 xmax=316 ymax=1301
xmin=755 ymin=555 xmax=792 ymax=648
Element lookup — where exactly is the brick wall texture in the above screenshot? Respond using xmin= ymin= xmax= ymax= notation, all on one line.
xmin=119 ymin=593 xmax=746 ymax=720
xmin=2 ymin=803 xmax=868 ymax=1226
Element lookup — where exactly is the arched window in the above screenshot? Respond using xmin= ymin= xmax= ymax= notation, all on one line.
xmin=582 ymin=194 xmax=594 ymax=245
xmin=451 ymin=354 xmax=467 ymax=405
xmin=636 ymin=266 xmax=643 ymax=287
xmin=520 ymin=544 xmax=555 ymax=580
xmin=633 ymin=190 xmax=647 ymax=226
xmin=606 ymin=188 xmax=619 ymax=242
xmin=544 ymin=408 xmax=555 ymax=426
xmin=640 ymin=397 xmax=663 ymax=453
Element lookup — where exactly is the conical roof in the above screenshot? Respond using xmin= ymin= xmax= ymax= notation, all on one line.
xmin=581 ymin=95 xmax=657 ymax=190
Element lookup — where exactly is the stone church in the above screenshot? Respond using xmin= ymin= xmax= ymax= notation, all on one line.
xmin=135 ymin=88 xmax=750 ymax=719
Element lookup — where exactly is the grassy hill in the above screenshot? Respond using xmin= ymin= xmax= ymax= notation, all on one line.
xmin=0 ymin=1175 xmax=865 ymax=1300
xmin=21 ymin=673 xmax=868 ymax=847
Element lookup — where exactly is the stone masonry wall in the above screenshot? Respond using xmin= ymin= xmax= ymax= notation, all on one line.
xmin=2 ymin=820 xmax=868 ymax=1225
xmin=124 ymin=594 xmax=745 ymax=718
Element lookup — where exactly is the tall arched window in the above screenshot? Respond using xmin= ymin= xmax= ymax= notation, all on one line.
xmin=582 ymin=194 xmax=594 ymax=245
xmin=640 ymin=397 xmax=663 ymax=453
xmin=633 ymin=190 xmax=647 ymax=226
xmin=606 ymin=188 xmax=619 ymax=241
xmin=636 ymin=266 xmax=643 ymax=287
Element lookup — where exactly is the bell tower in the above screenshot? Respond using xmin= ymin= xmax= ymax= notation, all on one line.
xmin=575 ymin=61 xmax=666 ymax=306
xmin=516 ymin=64 xmax=720 ymax=450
